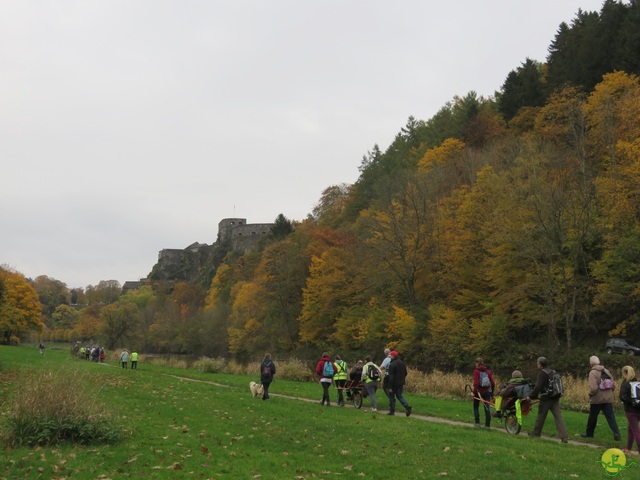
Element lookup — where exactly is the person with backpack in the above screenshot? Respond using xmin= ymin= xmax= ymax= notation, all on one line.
xmin=362 ymin=355 xmax=383 ymax=412
xmin=526 ymin=356 xmax=568 ymax=443
xmin=316 ymin=352 xmax=337 ymax=406
xmin=472 ymin=357 xmax=495 ymax=428
xmin=386 ymin=350 xmax=412 ymax=416
xmin=333 ymin=355 xmax=348 ymax=406
xmin=259 ymin=353 xmax=276 ymax=400
xmin=581 ymin=355 xmax=621 ymax=441
xmin=619 ymin=365 xmax=640 ymax=455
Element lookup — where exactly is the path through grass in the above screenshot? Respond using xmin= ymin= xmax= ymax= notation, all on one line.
xmin=0 ymin=346 xmax=635 ymax=479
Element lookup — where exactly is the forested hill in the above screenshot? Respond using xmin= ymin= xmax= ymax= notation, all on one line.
xmin=6 ymin=1 xmax=640 ymax=373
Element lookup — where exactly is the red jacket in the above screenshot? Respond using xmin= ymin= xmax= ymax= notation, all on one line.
xmin=316 ymin=356 xmax=337 ymax=380
xmin=473 ymin=365 xmax=496 ymax=395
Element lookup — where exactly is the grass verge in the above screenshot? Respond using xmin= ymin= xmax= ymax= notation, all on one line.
xmin=0 ymin=345 xmax=635 ymax=479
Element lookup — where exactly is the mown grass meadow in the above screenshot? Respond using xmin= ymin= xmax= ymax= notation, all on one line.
xmin=0 ymin=345 xmax=636 ymax=479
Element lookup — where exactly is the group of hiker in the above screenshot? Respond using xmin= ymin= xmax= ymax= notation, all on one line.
xmin=314 ymin=348 xmax=412 ymax=416
xmin=72 ymin=342 xmax=106 ymax=362
xmin=255 ymin=348 xmax=412 ymax=416
xmin=472 ymin=355 xmax=640 ymax=455
xmin=70 ymin=341 xmax=139 ymax=369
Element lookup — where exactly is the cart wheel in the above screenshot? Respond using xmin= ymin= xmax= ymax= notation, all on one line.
xmin=352 ymin=392 xmax=363 ymax=409
xmin=504 ymin=412 xmax=521 ymax=435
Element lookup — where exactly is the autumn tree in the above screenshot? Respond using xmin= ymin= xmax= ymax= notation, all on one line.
xmin=299 ymin=244 xmax=360 ymax=349
xmin=589 ymin=72 xmax=640 ymax=335
xmin=312 ymin=183 xmax=352 ymax=228
xmin=31 ymin=275 xmax=70 ymax=322
xmin=0 ymin=267 xmax=44 ymax=343
xmin=99 ymin=301 xmax=142 ymax=350
xmin=360 ymin=173 xmax=436 ymax=307
xmin=484 ymin=137 xmax=596 ymax=349
xmin=51 ymin=304 xmax=80 ymax=329
xmin=85 ymin=280 xmax=121 ymax=305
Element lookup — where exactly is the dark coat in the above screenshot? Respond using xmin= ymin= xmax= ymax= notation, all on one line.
xmin=387 ymin=357 xmax=408 ymax=389
xmin=530 ymin=368 xmax=555 ymax=400
xmin=620 ymin=378 xmax=640 ymax=413
xmin=260 ymin=360 xmax=276 ymax=384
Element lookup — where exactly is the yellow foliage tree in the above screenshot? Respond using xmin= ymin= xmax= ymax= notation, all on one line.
xmin=385 ymin=305 xmax=417 ymax=355
xmin=227 ymin=281 xmax=264 ymax=355
xmin=426 ymin=303 xmax=470 ymax=366
xmin=0 ymin=267 xmax=44 ymax=344
xmin=299 ymin=246 xmax=362 ymax=347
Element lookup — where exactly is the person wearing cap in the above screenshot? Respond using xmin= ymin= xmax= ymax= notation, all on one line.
xmin=386 ymin=350 xmax=412 ymax=416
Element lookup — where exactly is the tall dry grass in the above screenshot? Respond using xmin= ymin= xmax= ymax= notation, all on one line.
xmin=143 ymin=355 xmax=613 ymax=411
xmin=404 ymin=368 xmax=620 ymax=412
xmin=3 ymin=369 xmax=121 ymax=446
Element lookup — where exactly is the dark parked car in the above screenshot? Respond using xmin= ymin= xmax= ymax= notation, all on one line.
xmin=605 ymin=338 xmax=640 ymax=356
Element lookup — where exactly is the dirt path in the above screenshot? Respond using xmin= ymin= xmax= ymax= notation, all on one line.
xmin=164 ymin=373 xmax=602 ymax=449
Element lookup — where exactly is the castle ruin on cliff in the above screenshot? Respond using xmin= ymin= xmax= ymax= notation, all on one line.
xmin=123 ymin=217 xmax=273 ymax=291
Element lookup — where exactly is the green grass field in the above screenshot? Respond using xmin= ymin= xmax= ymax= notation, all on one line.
xmin=0 ymin=345 xmax=637 ymax=479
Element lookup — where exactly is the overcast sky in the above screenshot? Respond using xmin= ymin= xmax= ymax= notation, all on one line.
xmin=1 ymin=0 xmax=607 ymax=289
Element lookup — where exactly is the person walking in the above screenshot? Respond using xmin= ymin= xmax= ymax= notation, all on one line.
xmin=362 ymin=355 xmax=383 ymax=412
xmin=472 ymin=358 xmax=495 ymax=428
xmin=259 ymin=353 xmax=276 ymax=400
xmin=380 ymin=348 xmax=393 ymax=403
xmin=581 ymin=355 xmax=621 ymax=440
xmin=386 ymin=350 xmax=412 ymax=416
xmin=619 ymin=365 xmax=640 ymax=455
xmin=38 ymin=341 xmax=45 ymax=356
xmin=380 ymin=348 xmax=392 ymax=374
xmin=316 ymin=352 xmax=336 ymax=406
xmin=526 ymin=356 xmax=568 ymax=443
xmin=119 ymin=349 xmax=129 ymax=369
xmin=333 ymin=355 xmax=348 ymax=406
xmin=130 ymin=350 xmax=139 ymax=369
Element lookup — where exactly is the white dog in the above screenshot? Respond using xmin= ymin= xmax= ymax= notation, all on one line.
xmin=249 ymin=381 xmax=264 ymax=398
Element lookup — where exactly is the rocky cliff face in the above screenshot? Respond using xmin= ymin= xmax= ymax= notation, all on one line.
xmin=146 ymin=218 xmax=273 ymax=287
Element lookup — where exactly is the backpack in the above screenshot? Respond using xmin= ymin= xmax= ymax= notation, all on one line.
xmin=323 ymin=360 xmax=335 ymax=378
xmin=479 ymin=371 xmax=491 ymax=389
xmin=629 ymin=381 xmax=640 ymax=407
xmin=262 ymin=364 xmax=272 ymax=380
xmin=514 ymin=383 xmax=532 ymax=399
xmin=599 ymin=369 xmax=615 ymax=390
xmin=544 ymin=369 xmax=564 ymax=398
xmin=367 ymin=364 xmax=381 ymax=382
